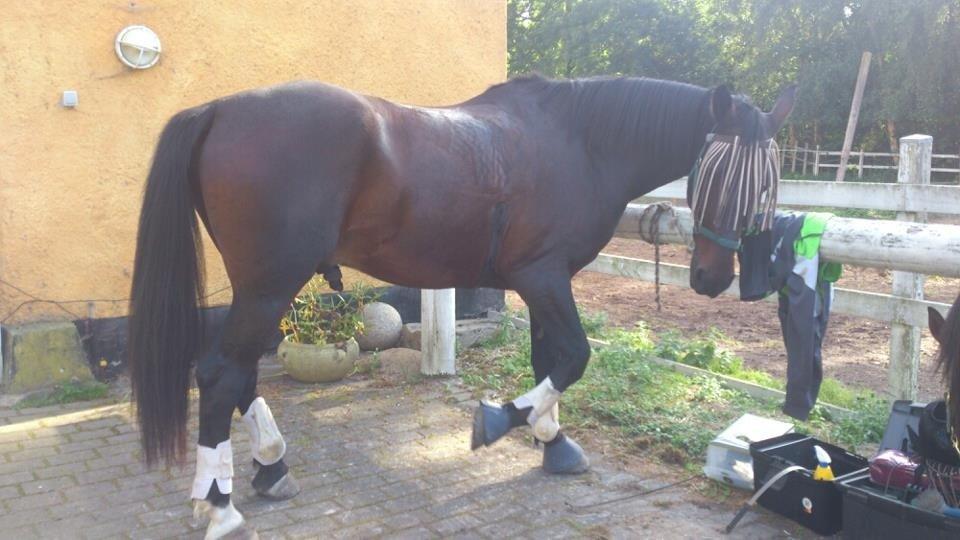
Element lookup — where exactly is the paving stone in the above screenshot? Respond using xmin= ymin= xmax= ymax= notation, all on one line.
xmin=19 ymin=474 xmax=77 ymax=494
xmin=278 ymin=516 xmax=339 ymax=538
xmin=37 ymin=514 xmax=98 ymax=539
xmin=0 ymin=469 xmax=34 ymax=487
xmin=81 ymin=516 xmax=143 ymax=539
xmin=45 ymin=448 xmax=97 ymax=466
xmin=8 ymin=446 xmax=56 ymax=461
xmin=0 ymin=525 xmax=42 ymax=540
xmin=129 ymin=520 xmax=191 ymax=539
xmin=477 ymin=518 xmax=532 ymax=538
xmin=248 ymin=509 xmax=294 ymax=531
xmin=332 ymin=521 xmax=390 ymax=539
xmin=383 ymin=526 xmax=441 ymax=540
xmin=430 ymin=513 xmax=484 ymax=536
xmin=0 ymin=506 xmax=51 ymax=530
xmin=6 ymin=490 xmax=63 ymax=512
xmin=35 ymin=460 xmax=89 ymax=479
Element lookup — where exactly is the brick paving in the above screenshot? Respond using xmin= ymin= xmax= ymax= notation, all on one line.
xmin=0 ymin=370 xmax=805 ymax=539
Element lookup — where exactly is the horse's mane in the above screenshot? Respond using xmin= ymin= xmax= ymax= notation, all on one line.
xmin=494 ymin=74 xmax=715 ymax=164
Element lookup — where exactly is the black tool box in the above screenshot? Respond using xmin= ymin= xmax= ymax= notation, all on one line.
xmin=750 ymin=433 xmax=868 ymax=536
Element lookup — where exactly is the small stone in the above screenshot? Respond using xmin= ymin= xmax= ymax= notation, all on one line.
xmin=356 ymin=302 xmax=403 ymax=351
xmin=376 ymin=348 xmax=422 ymax=383
xmin=398 ymin=323 xmax=422 ymax=350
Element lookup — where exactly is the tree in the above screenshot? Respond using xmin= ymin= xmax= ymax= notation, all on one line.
xmin=508 ymin=0 xmax=960 ymax=154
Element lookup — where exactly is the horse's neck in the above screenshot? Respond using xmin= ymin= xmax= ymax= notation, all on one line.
xmin=543 ymin=78 xmax=712 ymax=202
xmin=597 ymin=123 xmax=711 ymax=203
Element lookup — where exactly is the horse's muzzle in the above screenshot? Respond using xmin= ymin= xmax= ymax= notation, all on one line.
xmin=690 ymin=266 xmax=734 ymax=298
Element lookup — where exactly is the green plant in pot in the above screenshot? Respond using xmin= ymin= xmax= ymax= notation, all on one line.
xmin=278 ymin=279 xmax=376 ymax=383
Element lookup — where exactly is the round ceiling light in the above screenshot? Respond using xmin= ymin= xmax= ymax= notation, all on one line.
xmin=115 ymin=25 xmax=161 ymax=69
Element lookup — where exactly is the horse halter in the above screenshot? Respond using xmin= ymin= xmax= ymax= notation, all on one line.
xmin=687 ymin=133 xmax=781 ymax=251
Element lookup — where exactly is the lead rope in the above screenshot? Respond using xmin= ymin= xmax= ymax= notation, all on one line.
xmin=638 ymin=202 xmax=690 ymax=312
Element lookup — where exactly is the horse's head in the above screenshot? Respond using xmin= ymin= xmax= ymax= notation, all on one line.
xmin=687 ymin=84 xmax=797 ymax=297
xmin=930 ymin=302 xmax=960 ymax=453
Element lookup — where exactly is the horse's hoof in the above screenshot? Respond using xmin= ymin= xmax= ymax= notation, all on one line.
xmin=471 ymin=400 xmax=512 ymax=450
xmin=542 ymin=434 xmax=590 ymax=475
xmin=255 ymin=472 xmax=301 ymax=501
xmin=197 ymin=501 xmax=257 ymax=540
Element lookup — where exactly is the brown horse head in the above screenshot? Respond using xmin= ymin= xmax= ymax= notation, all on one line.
xmin=929 ymin=302 xmax=960 ymax=449
xmin=687 ymin=84 xmax=797 ymax=297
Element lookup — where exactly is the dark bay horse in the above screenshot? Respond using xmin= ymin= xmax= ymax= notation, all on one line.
xmin=128 ymin=74 xmax=795 ymax=538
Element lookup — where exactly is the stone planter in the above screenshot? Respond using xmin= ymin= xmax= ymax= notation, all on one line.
xmin=278 ymin=337 xmax=359 ymax=383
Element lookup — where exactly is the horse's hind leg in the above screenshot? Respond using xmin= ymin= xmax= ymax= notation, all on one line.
xmin=236 ymin=369 xmax=300 ymax=500
xmin=193 ymin=287 xmax=307 ymax=539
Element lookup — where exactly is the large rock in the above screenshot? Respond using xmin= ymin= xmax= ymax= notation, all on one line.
xmin=2 ymin=322 xmax=93 ymax=393
xmin=356 ymin=302 xmax=403 ymax=351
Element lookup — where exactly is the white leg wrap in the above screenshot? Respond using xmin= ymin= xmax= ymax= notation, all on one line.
xmin=241 ymin=396 xmax=286 ymax=466
xmin=194 ymin=499 xmax=245 ymax=540
xmin=513 ymin=377 xmax=561 ymax=442
xmin=191 ymin=440 xmax=234 ymax=500
xmin=533 ymin=402 xmax=560 ymax=442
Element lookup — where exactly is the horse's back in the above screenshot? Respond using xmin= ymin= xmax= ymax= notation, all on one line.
xmin=195 ymin=81 xmax=376 ymax=283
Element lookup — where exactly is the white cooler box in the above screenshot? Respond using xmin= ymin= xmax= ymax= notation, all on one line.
xmin=703 ymin=413 xmax=795 ymax=490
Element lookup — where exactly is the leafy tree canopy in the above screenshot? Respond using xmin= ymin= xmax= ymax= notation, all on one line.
xmin=508 ymin=0 xmax=960 ymax=152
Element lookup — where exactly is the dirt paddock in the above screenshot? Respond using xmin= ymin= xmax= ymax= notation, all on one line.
xmin=507 ymin=237 xmax=958 ymax=402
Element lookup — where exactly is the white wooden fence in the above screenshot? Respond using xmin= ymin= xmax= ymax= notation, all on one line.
xmin=586 ymin=134 xmax=957 ymax=401
xmin=780 ymin=143 xmax=960 ymax=182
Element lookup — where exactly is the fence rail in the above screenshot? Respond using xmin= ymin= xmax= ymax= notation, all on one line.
xmin=645 ymin=178 xmax=960 ymax=214
xmin=779 ymin=144 xmax=960 ymax=181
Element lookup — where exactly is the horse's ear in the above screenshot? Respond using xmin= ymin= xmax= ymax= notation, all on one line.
xmin=709 ymin=85 xmax=734 ymax=124
xmin=929 ymin=306 xmax=946 ymax=344
xmin=764 ymin=84 xmax=798 ymax=135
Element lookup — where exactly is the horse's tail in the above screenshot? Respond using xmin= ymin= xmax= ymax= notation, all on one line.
xmin=128 ymin=104 xmax=215 ymax=467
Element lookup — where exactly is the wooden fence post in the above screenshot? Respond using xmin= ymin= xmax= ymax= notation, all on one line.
xmin=858 ymin=148 xmax=865 ymax=179
xmin=888 ymin=134 xmax=932 ymax=400
xmin=421 ymin=288 xmax=456 ymax=375
xmin=791 ymin=145 xmax=797 ymax=173
xmin=837 ymin=51 xmax=873 ymax=182
xmin=814 ymin=145 xmax=820 ymax=176
xmin=802 ymin=144 xmax=809 ymax=176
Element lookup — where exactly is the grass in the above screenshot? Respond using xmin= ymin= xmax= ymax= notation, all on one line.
xmin=461 ymin=315 xmax=889 ymax=465
xmin=15 ymin=380 xmax=110 ymax=409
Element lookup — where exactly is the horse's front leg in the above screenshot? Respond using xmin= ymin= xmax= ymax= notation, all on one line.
xmin=237 ymin=370 xmax=300 ymax=500
xmin=471 ymin=273 xmax=590 ymax=474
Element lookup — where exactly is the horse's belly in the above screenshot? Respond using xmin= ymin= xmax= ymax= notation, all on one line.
xmin=337 ymin=232 xmax=490 ymax=289
xmin=334 ymin=194 xmax=497 ymax=289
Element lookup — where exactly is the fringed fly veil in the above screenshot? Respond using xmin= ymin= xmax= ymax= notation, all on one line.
xmin=690 ymin=135 xmax=781 ymax=235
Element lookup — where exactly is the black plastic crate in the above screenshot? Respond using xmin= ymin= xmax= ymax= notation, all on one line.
xmin=839 ymin=472 xmax=960 ymax=539
xmin=750 ymin=433 xmax=868 ymax=536
xmin=880 ymin=400 xmax=926 ymax=453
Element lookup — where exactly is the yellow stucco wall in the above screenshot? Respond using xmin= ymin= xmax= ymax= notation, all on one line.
xmin=0 ymin=1 xmax=506 ymax=324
